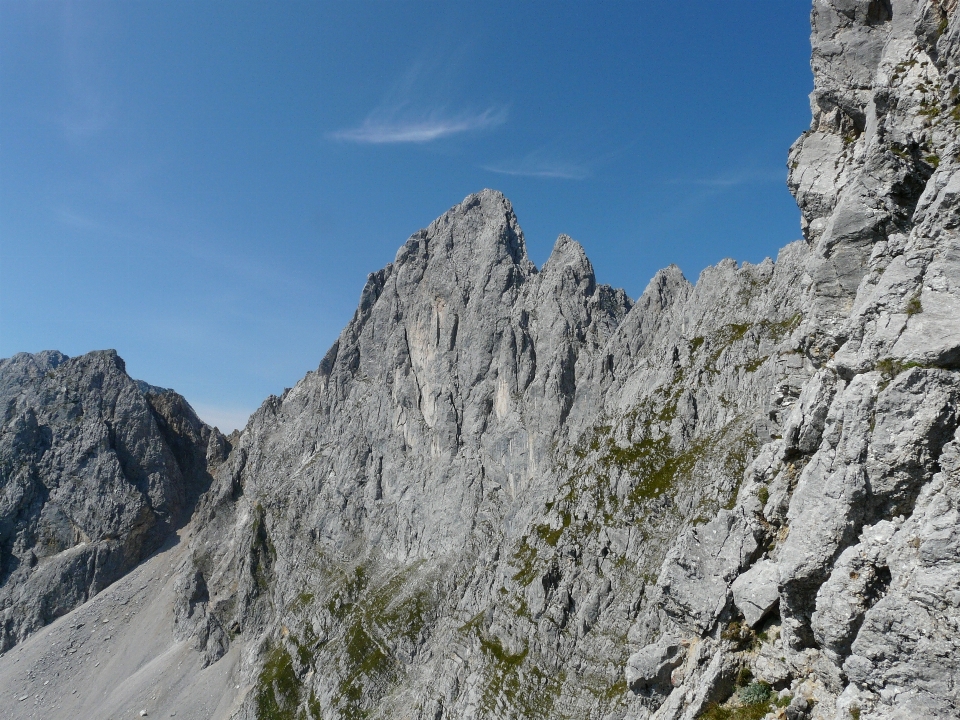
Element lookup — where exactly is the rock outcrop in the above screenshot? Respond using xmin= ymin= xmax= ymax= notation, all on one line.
xmin=632 ymin=1 xmax=960 ymax=718
xmin=2 ymin=1 xmax=959 ymax=719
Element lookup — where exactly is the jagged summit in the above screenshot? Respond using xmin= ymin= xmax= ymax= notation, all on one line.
xmin=396 ymin=190 xmax=605 ymax=292
xmin=541 ymin=234 xmax=598 ymax=296
xmin=394 ymin=189 xmax=534 ymax=287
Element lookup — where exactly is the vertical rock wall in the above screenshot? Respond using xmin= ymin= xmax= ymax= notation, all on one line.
xmin=634 ymin=2 xmax=960 ymax=718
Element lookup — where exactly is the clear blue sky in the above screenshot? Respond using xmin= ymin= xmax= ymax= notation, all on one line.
xmin=1 ymin=1 xmax=813 ymax=432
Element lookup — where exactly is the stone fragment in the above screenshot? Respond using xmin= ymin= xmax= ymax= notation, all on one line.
xmin=785 ymin=693 xmax=808 ymax=720
xmin=625 ymin=637 xmax=685 ymax=695
xmin=658 ymin=509 xmax=759 ymax=634
xmin=752 ymin=638 xmax=792 ymax=687
xmin=731 ymin=558 xmax=780 ymax=628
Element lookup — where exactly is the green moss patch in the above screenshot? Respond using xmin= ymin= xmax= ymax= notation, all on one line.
xmin=905 ymin=291 xmax=923 ymax=316
xmin=463 ymin=624 xmax=564 ymax=719
xmin=698 ymin=702 xmax=773 ymax=720
xmin=250 ymin=504 xmax=277 ymax=592
xmin=299 ymin=558 xmax=443 ymax=720
xmin=255 ymin=644 xmax=317 ymax=720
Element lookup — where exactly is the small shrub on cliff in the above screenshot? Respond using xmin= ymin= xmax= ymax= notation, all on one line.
xmin=739 ymin=681 xmax=772 ymax=705
xmin=905 ymin=291 xmax=923 ymax=316
xmin=721 ymin=620 xmax=756 ymax=650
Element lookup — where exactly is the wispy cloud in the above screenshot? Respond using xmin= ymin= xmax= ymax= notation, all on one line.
xmin=481 ymin=141 xmax=634 ymax=181
xmin=481 ymin=146 xmax=592 ymax=180
xmin=330 ymin=51 xmax=507 ymax=145
xmin=481 ymin=161 xmax=589 ymax=180
xmin=331 ymin=107 xmax=506 ymax=144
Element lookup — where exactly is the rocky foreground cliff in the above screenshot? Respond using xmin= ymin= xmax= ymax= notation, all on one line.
xmin=2 ymin=1 xmax=960 ymax=719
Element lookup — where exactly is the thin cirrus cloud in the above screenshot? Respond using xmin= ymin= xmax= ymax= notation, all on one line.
xmin=331 ymin=106 xmax=507 ymax=144
xmin=481 ymin=149 xmax=591 ymax=180
xmin=480 ymin=161 xmax=589 ymax=180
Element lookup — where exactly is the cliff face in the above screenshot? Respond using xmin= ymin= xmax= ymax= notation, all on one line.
xmin=171 ymin=188 xmax=808 ymax=720
xmin=639 ymin=1 xmax=960 ymax=718
xmin=1 ymin=1 xmax=959 ymax=719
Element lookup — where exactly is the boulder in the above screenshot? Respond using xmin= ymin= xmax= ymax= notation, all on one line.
xmin=625 ymin=637 xmax=685 ymax=695
xmin=731 ymin=558 xmax=780 ymax=628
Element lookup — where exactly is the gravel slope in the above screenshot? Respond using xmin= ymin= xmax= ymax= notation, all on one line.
xmin=0 ymin=532 xmax=243 ymax=720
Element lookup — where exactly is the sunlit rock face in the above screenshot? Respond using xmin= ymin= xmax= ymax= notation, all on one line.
xmin=180 ymin=185 xmax=808 ymax=720
xmin=2 ymin=1 xmax=960 ymax=719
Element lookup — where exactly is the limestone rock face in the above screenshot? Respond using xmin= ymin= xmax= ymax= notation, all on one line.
xmin=644 ymin=2 xmax=960 ymax=718
xmin=0 ymin=350 xmax=221 ymax=651
xmin=626 ymin=637 xmax=685 ymax=696
xmin=658 ymin=509 xmax=760 ymax=635
xmin=2 ymin=2 xmax=960 ymax=719
xmin=731 ymin=559 xmax=780 ymax=629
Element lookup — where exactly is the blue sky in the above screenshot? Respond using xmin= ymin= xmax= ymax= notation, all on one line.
xmin=1 ymin=1 xmax=813 ymax=432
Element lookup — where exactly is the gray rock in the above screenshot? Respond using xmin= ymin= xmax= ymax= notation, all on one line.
xmin=171 ymin=187 xmax=809 ymax=720
xmin=625 ymin=637 xmax=684 ymax=695
xmin=731 ymin=558 xmax=780 ymax=628
xmin=842 ymin=430 xmax=960 ymax=717
xmin=785 ymin=693 xmax=809 ymax=720
xmin=0 ymin=350 xmax=218 ymax=651
xmin=810 ymin=519 xmax=897 ymax=666
xmin=752 ymin=639 xmax=791 ymax=686
xmin=4 ymin=3 xmax=960 ymax=720
xmin=657 ymin=509 xmax=760 ymax=634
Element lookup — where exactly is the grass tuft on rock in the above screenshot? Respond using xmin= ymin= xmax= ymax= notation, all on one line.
xmin=256 ymin=644 xmax=302 ymax=720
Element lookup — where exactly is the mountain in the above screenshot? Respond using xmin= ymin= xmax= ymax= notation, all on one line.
xmin=1 ymin=1 xmax=959 ymax=719
xmin=0 ymin=350 xmax=227 ymax=652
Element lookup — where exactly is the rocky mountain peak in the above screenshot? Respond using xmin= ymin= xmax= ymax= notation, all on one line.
xmin=0 ymin=349 xmax=227 ymax=652
xmin=392 ymin=189 xmax=534 ymax=301
xmin=541 ymin=233 xmax=597 ymax=296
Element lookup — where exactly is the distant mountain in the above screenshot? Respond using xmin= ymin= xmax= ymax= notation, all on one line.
xmin=0 ymin=349 xmax=230 ymax=654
